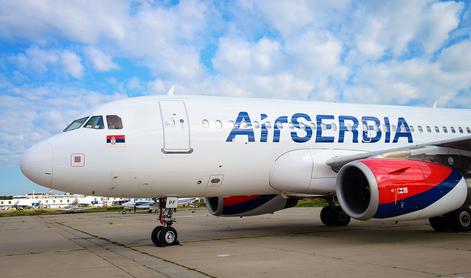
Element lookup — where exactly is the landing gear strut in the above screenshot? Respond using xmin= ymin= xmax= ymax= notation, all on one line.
xmin=429 ymin=206 xmax=471 ymax=232
xmin=151 ymin=197 xmax=179 ymax=247
xmin=320 ymin=196 xmax=351 ymax=226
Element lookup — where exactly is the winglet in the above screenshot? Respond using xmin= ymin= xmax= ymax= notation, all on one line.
xmin=432 ymin=100 xmax=438 ymax=108
xmin=167 ymin=85 xmax=175 ymax=96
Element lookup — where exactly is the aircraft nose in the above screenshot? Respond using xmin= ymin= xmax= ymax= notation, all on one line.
xmin=20 ymin=141 xmax=53 ymax=187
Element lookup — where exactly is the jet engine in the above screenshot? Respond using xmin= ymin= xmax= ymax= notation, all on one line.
xmin=205 ymin=194 xmax=299 ymax=217
xmin=336 ymin=158 xmax=467 ymax=221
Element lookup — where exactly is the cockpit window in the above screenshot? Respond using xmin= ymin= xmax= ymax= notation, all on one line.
xmin=63 ymin=117 xmax=89 ymax=132
xmin=106 ymin=115 xmax=123 ymax=129
xmin=84 ymin=116 xmax=105 ymax=129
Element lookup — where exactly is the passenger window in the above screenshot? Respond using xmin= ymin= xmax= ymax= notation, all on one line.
xmin=63 ymin=117 xmax=89 ymax=132
xmin=215 ymin=120 xmax=223 ymax=128
xmin=84 ymin=116 xmax=104 ymax=129
xmin=409 ymin=125 xmax=414 ymax=132
xmin=106 ymin=115 xmax=123 ymax=129
xmin=391 ymin=125 xmax=397 ymax=132
xmin=426 ymin=126 xmax=431 ymax=133
xmin=418 ymin=126 xmax=423 ymax=133
xmin=202 ymin=120 xmax=209 ymax=128
xmin=443 ymin=126 xmax=448 ymax=133
xmin=459 ymin=127 xmax=464 ymax=133
xmin=435 ymin=126 xmax=440 ymax=133
xmin=331 ymin=123 xmax=337 ymax=131
xmin=451 ymin=127 xmax=456 ymax=133
xmin=400 ymin=125 xmax=406 ymax=132
xmin=467 ymin=127 xmax=471 ymax=134
xmin=289 ymin=123 xmax=295 ymax=130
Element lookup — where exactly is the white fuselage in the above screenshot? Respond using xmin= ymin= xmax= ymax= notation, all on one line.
xmin=20 ymin=95 xmax=471 ymax=198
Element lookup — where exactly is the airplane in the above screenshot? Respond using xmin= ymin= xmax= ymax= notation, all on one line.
xmin=57 ymin=198 xmax=92 ymax=213
xmin=121 ymin=199 xmax=159 ymax=214
xmin=20 ymin=94 xmax=471 ymax=247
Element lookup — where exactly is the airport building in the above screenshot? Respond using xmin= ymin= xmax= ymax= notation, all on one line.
xmin=0 ymin=192 xmax=127 ymax=210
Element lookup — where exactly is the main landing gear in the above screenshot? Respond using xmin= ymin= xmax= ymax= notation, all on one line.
xmin=320 ymin=197 xmax=351 ymax=226
xmin=151 ymin=197 xmax=180 ymax=247
xmin=429 ymin=206 xmax=471 ymax=232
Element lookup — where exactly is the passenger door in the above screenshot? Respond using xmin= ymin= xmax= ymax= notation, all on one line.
xmin=159 ymin=100 xmax=192 ymax=153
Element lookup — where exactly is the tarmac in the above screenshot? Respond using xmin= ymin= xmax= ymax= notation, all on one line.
xmin=1 ymin=207 xmax=471 ymax=278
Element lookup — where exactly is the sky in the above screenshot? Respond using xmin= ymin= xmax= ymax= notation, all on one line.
xmin=1 ymin=0 xmax=471 ymax=195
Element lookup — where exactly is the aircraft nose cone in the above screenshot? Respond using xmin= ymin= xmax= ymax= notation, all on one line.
xmin=20 ymin=141 xmax=53 ymax=187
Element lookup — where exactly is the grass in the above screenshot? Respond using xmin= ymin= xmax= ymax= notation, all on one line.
xmin=296 ymin=198 xmax=329 ymax=207
xmin=0 ymin=206 xmax=124 ymax=217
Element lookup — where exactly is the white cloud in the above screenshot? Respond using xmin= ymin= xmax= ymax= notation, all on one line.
xmin=439 ymin=40 xmax=471 ymax=73
xmin=344 ymin=58 xmax=471 ymax=107
xmin=213 ymin=37 xmax=282 ymax=75
xmin=250 ymin=0 xmax=351 ymax=37
xmin=419 ymin=1 xmax=463 ymax=54
xmin=12 ymin=47 xmax=84 ymax=79
xmin=13 ymin=47 xmax=59 ymax=74
xmin=345 ymin=0 xmax=463 ymax=62
xmin=0 ymin=0 xmax=129 ymax=43
xmin=85 ymin=47 xmax=118 ymax=71
xmin=60 ymin=50 xmax=83 ymax=79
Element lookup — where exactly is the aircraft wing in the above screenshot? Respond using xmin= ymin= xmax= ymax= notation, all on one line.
xmin=326 ymin=135 xmax=471 ymax=172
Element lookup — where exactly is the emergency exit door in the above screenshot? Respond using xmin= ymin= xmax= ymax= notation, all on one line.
xmin=159 ymin=100 xmax=192 ymax=153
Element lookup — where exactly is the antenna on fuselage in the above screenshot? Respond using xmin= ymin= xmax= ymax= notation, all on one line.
xmin=432 ymin=100 xmax=438 ymax=108
xmin=167 ymin=85 xmax=175 ymax=96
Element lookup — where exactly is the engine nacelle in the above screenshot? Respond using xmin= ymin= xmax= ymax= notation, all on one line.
xmin=205 ymin=195 xmax=299 ymax=217
xmin=336 ymin=159 xmax=468 ymax=221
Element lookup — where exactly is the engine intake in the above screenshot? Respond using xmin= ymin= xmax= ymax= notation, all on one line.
xmin=336 ymin=159 xmax=467 ymax=221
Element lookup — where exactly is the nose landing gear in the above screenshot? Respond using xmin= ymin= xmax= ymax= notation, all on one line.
xmin=151 ymin=197 xmax=180 ymax=247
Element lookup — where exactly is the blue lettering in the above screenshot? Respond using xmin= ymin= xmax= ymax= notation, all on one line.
xmin=393 ymin=117 xmax=413 ymax=143
xmin=226 ymin=111 xmax=255 ymax=142
xmin=338 ymin=115 xmax=359 ymax=143
xmin=291 ymin=113 xmax=312 ymax=143
xmin=362 ymin=116 xmax=382 ymax=143
xmin=384 ymin=117 xmax=391 ymax=143
xmin=260 ymin=114 xmax=268 ymax=142
xmin=316 ymin=115 xmax=335 ymax=143
xmin=273 ymin=116 xmax=289 ymax=142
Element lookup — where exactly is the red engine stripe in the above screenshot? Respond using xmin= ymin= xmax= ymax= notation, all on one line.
xmin=360 ymin=159 xmax=452 ymax=205
xmin=107 ymin=135 xmax=125 ymax=139
xmin=223 ymin=195 xmax=260 ymax=206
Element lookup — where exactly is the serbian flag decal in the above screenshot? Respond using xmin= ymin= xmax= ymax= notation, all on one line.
xmin=106 ymin=135 xmax=125 ymax=144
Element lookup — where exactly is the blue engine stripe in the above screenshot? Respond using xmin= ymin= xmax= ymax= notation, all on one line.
xmin=222 ymin=195 xmax=277 ymax=215
xmin=374 ymin=170 xmax=462 ymax=218
xmin=106 ymin=139 xmax=125 ymax=143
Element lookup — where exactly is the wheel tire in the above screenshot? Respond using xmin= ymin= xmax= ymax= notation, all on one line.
xmin=320 ymin=206 xmax=333 ymax=226
xmin=448 ymin=207 xmax=471 ymax=232
xmin=151 ymin=226 xmax=164 ymax=246
xmin=429 ymin=216 xmax=451 ymax=232
xmin=158 ymin=227 xmax=178 ymax=246
xmin=334 ymin=206 xmax=351 ymax=226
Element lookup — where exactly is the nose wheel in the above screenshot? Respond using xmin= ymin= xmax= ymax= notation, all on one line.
xmin=151 ymin=197 xmax=180 ymax=247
